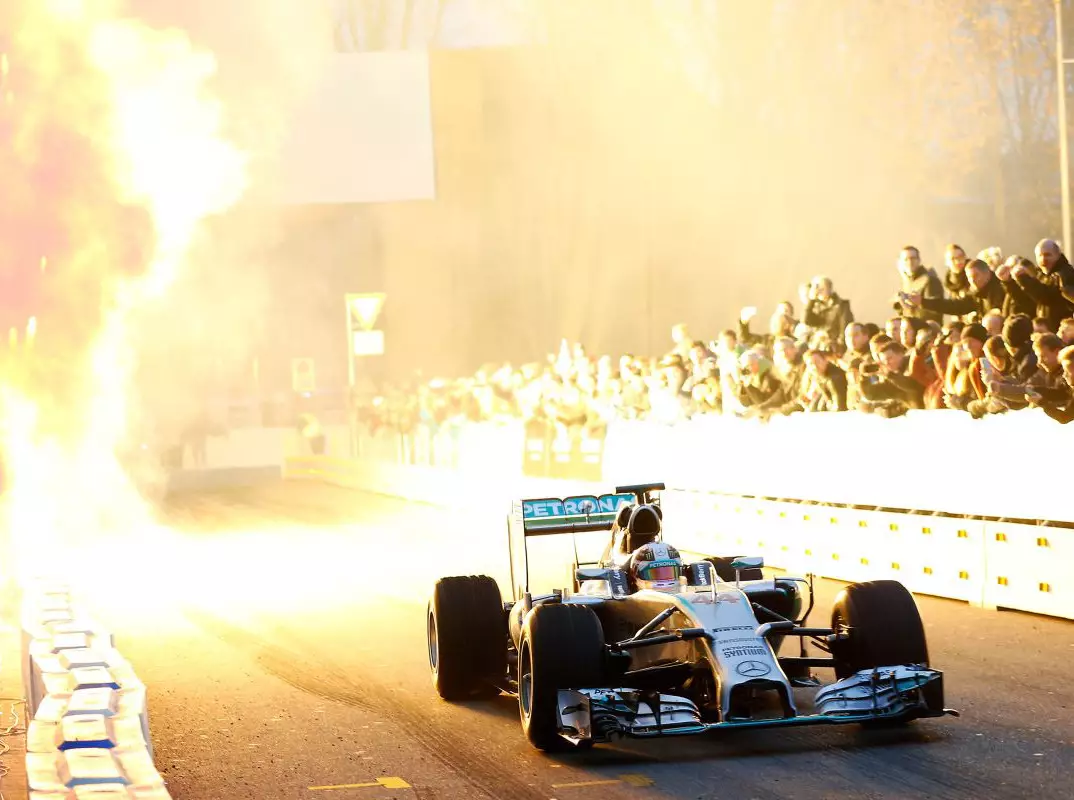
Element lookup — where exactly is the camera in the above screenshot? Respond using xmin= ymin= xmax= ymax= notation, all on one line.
xmin=859 ymin=362 xmax=882 ymax=383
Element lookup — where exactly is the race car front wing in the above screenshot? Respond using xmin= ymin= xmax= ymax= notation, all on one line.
xmin=556 ymin=665 xmax=956 ymax=744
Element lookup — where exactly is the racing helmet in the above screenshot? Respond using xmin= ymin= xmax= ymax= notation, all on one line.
xmin=629 ymin=542 xmax=684 ymax=593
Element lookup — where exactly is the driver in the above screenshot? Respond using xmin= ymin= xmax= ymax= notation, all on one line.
xmin=629 ymin=542 xmax=684 ymax=593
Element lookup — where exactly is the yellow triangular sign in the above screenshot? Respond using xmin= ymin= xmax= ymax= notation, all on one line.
xmin=347 ymin=293 xmax=386 ymax=332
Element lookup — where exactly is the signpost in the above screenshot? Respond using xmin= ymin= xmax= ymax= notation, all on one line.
xmin=344 ymin=292 xmax=386 ymax=456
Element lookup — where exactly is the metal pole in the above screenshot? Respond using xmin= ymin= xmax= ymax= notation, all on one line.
xmin=1058 ymin=0 xmax=1072 ymax=251
xmin=344 ymin=294 xmax=356 ymax=457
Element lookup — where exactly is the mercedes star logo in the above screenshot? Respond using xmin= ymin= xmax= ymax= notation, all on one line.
xmin=736 ymin=660 xmax=772 ymax=678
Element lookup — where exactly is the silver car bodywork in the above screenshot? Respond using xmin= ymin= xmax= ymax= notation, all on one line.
xmin=548 ymin=582 xmax=946 ymax=744
xmin=503 ymin=486 xmax=954 ymax=747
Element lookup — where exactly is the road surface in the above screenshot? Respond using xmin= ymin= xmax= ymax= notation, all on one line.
xmin=84 ymin=480 xmax=1074 ymax=800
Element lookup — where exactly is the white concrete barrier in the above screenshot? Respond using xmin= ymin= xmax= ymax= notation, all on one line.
xmin=285 ymin=436 xmax=1074 ymax=621
xmin=21 ymin=580 xmax=170 ymax=798
xmin=982 ymin=520 xmax=1074 ymax=618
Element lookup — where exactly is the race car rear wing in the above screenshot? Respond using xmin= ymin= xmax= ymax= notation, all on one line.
xmin=507 ymin=484 xmax=665 ymax=601
xmin=518 ymin=492 xmax=636 ymax=536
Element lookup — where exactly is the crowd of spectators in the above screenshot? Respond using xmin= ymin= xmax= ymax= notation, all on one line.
xmin=356 ymin=238 xmax=1074 ymax=434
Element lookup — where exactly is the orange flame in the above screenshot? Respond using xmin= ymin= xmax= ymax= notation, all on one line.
xmin=0 ymin=2 xmax=247 ymax=582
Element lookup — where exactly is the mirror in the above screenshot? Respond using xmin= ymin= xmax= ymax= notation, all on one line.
xmin=730 ymin=556 xmax=764 ymax=570
xmin=576 ymin=567 xmax=612 ymax=583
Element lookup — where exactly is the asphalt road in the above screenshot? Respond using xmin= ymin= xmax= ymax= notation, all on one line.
xmin=84 ymin=480 xmax=1074 ymax=800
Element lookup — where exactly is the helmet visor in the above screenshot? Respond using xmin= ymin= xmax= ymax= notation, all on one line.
xmin=638 ymin=563 xmax=680 ymax=583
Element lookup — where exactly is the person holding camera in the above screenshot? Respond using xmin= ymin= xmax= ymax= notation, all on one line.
xmin=893 ymin=246 xmax=945 ymax=323
xmin=857 ymin=341 xmax=926 ymax=417
xmin=901 ymin=259 xmax=1004 ymax=323
xmin=737 ymin=305 xmax=796 ymax=352
xmin=738 ymin=337 xmax=807 ymax=420
xmin=801 ymin=276 xmax=854 ymax=345
xmin=804 ymin=348 xmax=848 ymax=412
xmin=966 ymin=318 xmax=1038 ymax=418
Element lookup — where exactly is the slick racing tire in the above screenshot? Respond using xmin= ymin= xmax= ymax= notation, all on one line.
xmin=830 ymin=579 xmax=929 ymax=680
xmin=428 ymin=575 xmax=507 ymax=701
xmin=518 ymin=603 xmax=606 ymax=751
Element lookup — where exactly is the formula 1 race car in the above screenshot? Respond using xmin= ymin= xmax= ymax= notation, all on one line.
xmin=426 ymin=483 xmax=957 ymax=750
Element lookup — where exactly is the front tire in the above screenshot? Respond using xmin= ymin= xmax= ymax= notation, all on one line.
xmin=518 ymin=603 xmax=606 ymax=751
xmin=830 ymin=579 xmax=929 ymax=680
xmin=428 ymin=575 xmax=507 ymax=700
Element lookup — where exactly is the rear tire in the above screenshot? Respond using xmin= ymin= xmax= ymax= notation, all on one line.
xmin=830 ymin=580 xmax=929 ymax=680
xmin=519 ymin=603 xmax=605 ymax=751
xmin=428 ymin=575 xmax=507 ymax=700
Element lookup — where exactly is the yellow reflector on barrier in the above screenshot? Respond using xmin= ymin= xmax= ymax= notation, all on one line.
xmin=891 ymin=562 xmax=900 ymax=570
xmin=889 ymin=523 xmax=899 ymax=531
xmin=922 ymin=527 xmax=932 ymax=535
xmin=923 ymin=566 xmax=933 ymax=575
xmin=832 ymin=553 xmax=839 ymax=561
xmin=995 ymin=532 xmax=1007 ymax=542
xmin=858 ymin=520 xmax=868 ymax=528
xmin=1039 ymin=583 xmax=1052 ymax=593
xmin=830 ymin=517 xmax=838 ymax=525
xmin=860 ymin=558 xmax=869 ymax=565
xmin=997 ymin=576 xmax=1009 ymax=586
xmin=1037 ymin=537 xmax=1050 ymax=548
xmin=957 ymin=530 xmax=968 ymax=538
xmin=959 ymin=571 xmax=969 ymax=580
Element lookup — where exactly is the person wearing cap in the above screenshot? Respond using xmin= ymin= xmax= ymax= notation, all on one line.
xmin=960 ymin=323 xmax=988 ymax=361
xmin=1001 ymin=314 xmax=1039 ymax=382
xmin=960 ymin=324 xmax=990 ymax=403
xmin=902 ymin=259 xmax=1004 ymax=323
xmin=970 ymin=316 xmax=1038 ymax=415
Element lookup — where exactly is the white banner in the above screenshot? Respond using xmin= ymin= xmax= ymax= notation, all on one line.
xmin=256 ymin=52 xmax=435 ymax=205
